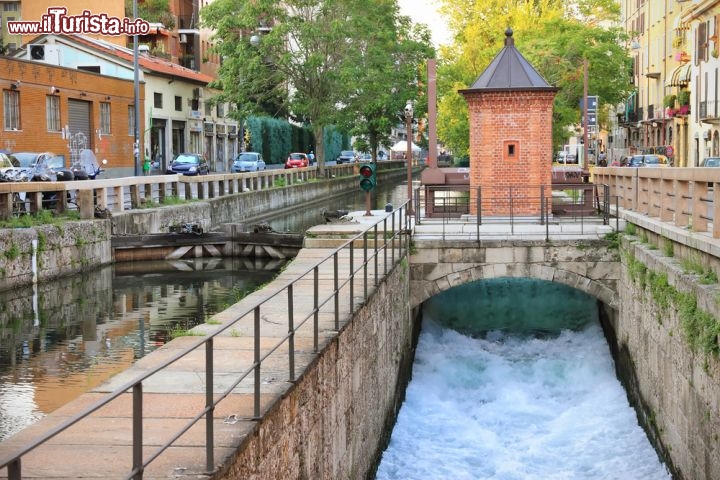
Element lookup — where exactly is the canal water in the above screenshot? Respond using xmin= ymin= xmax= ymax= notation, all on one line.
xmin=0 ymin=179 xmax=409 ymax=441
xmin=374 ymin=278 xmax=672 ymax=479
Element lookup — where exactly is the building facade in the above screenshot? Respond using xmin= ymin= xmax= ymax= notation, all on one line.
xmin=0 ymin=56 xmax=142 ymax=176
xmin=10 ymin=34 xmax=238 ymax=175
xmin=614 ymin=0 xmax=720 ymax=167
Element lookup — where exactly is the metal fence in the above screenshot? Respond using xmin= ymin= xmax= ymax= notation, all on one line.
xmin=412 ymin=183 xmax=618 ymax=241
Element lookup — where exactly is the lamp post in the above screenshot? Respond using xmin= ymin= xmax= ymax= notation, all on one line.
xmin=404 ymin=99 xmax=414 ymax=215
xmin=133 ymin=0 xmax=140 ymax=176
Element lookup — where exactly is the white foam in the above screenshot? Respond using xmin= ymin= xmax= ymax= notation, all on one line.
xmin=375 ymin=319 xmax=671 ymax=480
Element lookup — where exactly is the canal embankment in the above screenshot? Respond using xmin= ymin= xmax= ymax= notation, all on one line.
xmin=0 ymin=166 xmax=411 ymax=292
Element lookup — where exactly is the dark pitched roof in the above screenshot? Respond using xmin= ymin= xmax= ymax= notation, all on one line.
xmin=460 ymin=29 xmax=557 ymax=94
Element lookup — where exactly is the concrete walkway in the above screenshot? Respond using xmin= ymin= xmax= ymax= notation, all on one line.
xmin=0 ymin=210 xmax=405 ymax=479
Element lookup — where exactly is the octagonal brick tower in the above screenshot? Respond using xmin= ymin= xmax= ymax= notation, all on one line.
xmin=459 ymin=29 xmax=558 ymax=216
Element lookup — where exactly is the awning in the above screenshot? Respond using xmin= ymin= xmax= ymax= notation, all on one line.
xmin=666 ymin=63 xmax=691 ymax=87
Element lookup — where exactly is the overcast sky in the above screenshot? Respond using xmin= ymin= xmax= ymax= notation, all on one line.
xmin=397 ymin=0 xmax=451 ymax=47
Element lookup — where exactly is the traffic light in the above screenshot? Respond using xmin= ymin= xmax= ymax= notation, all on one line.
xmin=359 ymin=163 xmax=376 ymax=192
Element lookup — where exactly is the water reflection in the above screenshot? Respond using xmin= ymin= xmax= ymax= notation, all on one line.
xmin=0 ymin=257 xmax=282 ymax=441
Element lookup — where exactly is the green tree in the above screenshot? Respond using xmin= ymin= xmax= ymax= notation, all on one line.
xmin=435 ymin=0 xmax=631 ymax=157
xmin=339 ymin=11 xmax=434 ymax=161
xmin=202 ymin=0 xmax=424 ymax=176
xmin=125 ymin=0 xmax=175 ymax=30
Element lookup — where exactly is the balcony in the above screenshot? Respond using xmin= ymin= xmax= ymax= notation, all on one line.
xmin=700 ymin=100 xmax=720 ymax=124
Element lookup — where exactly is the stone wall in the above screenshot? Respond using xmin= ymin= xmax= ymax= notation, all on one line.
xmin=0 ymin=169 xmax=408 ymax=292
xmin=219 ymin=262 xmax=418 ymax=479
xmin=605 ymin=235 xmax=720 ymax=480
xmin=110 ymin=170 xmax=409 ymax=235
xmin=0 ymin=221 xmax=111 ymax=292
xmin=409 ymin=238 xmax=621 ymax=309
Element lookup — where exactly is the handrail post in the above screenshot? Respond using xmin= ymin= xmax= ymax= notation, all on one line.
xmin=383 ymin=215 xmax=388 ymax=276
xmin=333 ymin=252 xmax=339 ymax=330
xmin=349 ymin=245 xmax=354 ymax=313
xmin=363 ymin=232 xmax=368 ymax=300
xmin=8 ymin=458 xmax=20 ymax=480
xmin=390 ymin=214 xmax=396 ymax=265
xmin=132 ymin=383 xmax=143 ymax=480
xmin=205 ymin=339 xmax=214 ymax=472
xmin=254 ymin=306 xmax=261 ymax=418
xmin=373 ymin=224 xmax=379 ymax=287
xmin=287 ymin=284 xmax=295 ymax=382
xmin=313 ymin=266 xmax=319 ymax=352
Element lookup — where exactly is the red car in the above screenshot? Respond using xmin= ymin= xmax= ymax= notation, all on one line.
xmin=285 ymin=153 xmax=309 ymax=169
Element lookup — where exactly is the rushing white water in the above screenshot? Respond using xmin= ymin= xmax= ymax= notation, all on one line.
xmin=375 ymin=318 xmax=672 ymax=480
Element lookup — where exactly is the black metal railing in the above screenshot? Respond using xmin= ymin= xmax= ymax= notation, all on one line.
xmin=414 ymin=184 xmax=617 ymax=242
xmin=0 ymin=203 xmax=411 ymax=479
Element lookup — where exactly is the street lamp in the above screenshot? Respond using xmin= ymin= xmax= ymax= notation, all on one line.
xmin=404 ymin=99 xmax=414 ymax=215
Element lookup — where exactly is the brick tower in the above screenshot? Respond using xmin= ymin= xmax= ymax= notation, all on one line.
xmin=460 ymin=29 xmax=557 ymax=216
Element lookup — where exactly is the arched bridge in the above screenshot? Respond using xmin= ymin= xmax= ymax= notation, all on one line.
xmin=409 ymin=237 xmax=621 ymax=309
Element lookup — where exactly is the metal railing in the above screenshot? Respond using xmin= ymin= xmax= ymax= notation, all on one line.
xmin=0 ymin=203 xmax=411 ymax=479
xmin=413 ymin=184 xmax=617 ymax=241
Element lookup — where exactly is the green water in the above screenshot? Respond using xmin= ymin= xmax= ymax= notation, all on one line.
xmin=422 ymin=277 xmax=598 ymax=337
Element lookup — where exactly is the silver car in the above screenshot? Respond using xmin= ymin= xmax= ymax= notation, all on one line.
xmin=232 ymin=152 xmax=266 ymax=172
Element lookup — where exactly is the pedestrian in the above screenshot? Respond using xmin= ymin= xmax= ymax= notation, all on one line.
xmin=143 ymin=156 xmax=151 ymax=175
xmin=308 ymin=150 xmax=315 ymax=165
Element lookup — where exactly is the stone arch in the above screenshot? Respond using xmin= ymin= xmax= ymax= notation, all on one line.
xmin=410 ymin=263 xmax=618 ymax=309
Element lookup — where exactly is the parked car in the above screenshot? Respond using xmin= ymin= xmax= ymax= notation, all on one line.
xmin=12 ymin=152 xmax=73 ymax=181
xmin=285 ymin=152 xmax=309 ymax=169
xmin=642 ymin=154 xmax=670 ymax=167
xmin=166 ymin=153 xmax=210 ymax=175
xmin=625 ymin=155 xmax=643 ymax=167
xmin=358 ymin=153 xmax=372 ymax=163
xmin=336 ymin=150 xmax=357 ymax=164
xmin=700 ymin=157 xmax=720 ymax=167
xmin=232 ymin=152 xmax=266 ymax=172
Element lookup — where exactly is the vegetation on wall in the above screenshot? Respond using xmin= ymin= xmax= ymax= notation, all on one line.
xmin=625 ymin=250 xmax=720 ymax=358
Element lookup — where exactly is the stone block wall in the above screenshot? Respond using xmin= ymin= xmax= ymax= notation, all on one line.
xmin=609 ymin=236 xmax=720 ymax=480
xmin=219 ymin=263 xmax=417 ymax=479
xmin=0 ymin=220 xmax=112 ymax=292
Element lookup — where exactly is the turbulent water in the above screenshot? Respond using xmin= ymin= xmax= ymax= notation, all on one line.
xmin=375 ymin=279 xmax=672 ymax=480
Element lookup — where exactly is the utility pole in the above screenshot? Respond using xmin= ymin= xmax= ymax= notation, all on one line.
xmin=583 ymin=58 xmax=589 ymax=170
xmin=133 ymin=0 xmax=140 ymax=176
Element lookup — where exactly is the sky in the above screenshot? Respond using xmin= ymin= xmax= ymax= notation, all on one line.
xmin=397 ymin=0 xmax=452 ymax=47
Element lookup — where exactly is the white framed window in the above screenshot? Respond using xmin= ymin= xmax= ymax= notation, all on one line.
xmin=100 ymin=102 xmax=111 ymax=134
xmin=46 ymin=95 xmax=60 ymax=132
xmin=3 ymin=90 xmax=20 ymax=130
xmin=128 ymin=105 xmax=135 ymax=136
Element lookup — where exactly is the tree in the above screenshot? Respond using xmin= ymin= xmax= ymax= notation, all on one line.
xmin=202 ymin=0 xmax=428 ymax=176
xmin=435 ymin=0 xmax=631 ymax=157
xmin=338 ymin=11 xmax=434 ymax=161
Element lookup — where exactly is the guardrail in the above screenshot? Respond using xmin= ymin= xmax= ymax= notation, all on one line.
xmin=0 ymin=162 xmax=405 ymax=221
xmin=592 ymin=166 xmax=720 ymax=238
xmin=413 ymin=184 xmax=617 ymax=241
xmin=0 ymin=201 xmax=411 ymax=479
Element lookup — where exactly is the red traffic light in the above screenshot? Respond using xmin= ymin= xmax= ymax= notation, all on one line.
xmin=360 ymin=165 xmax=373 ymax=177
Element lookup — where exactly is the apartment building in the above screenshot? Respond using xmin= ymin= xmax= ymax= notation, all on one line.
xmin=614 ymin=0 xmax=720 ymax=167
xmin=0 ymin=55 xmax=143 ymax=176
xmin=9 ymin=34 xmax=239 ymax=175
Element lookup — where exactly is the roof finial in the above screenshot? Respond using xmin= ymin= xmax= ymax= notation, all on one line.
xmin=505 ymin=28 xmax=514 ymax=46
